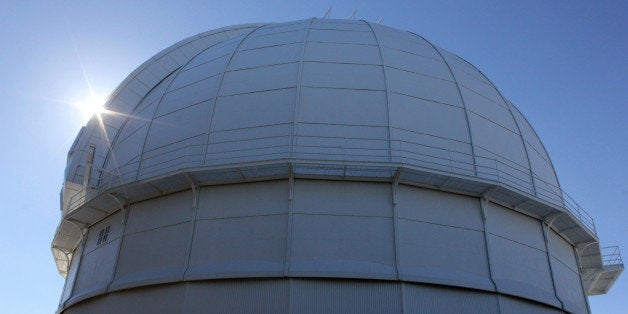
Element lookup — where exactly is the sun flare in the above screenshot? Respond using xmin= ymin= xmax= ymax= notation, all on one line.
xmin=74 ymin=94 xmax=106 ymax=120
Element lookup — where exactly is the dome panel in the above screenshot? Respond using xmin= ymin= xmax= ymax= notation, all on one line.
xmin=386 ymin=67 xmax=462 ymax=106
xmin=220 ymin=62 xmax=299 ymax=96
xmin=212 ymin=88 xmax=296 ymax=131
xmin=158 ymin=74 xmax=220 ymax=116
xmin=252 ymin=20 xmax=309 ymax=36
xmin=382 ymin=47 xmax=453 ymax=81
xmin=388 ymin=92 xmax=470 ymax=142
xmin=240 ymin=29 xmax=305 ymax=50
xmin=461 ymin=87 xmax=519 ymax=133
xmin=308 ymin=28 xmax=376 ymax=44
xmin=230 ymin=42 xmax=302 ymax=70
xmin=304 ymin=41 xmax=382 ymax=64
xmin=81 ymin=19 xmax=562 ymax=200
xmin=311 ymin=19 xmax=372 ymax=32
xmin=301 ymin=62 xmax=385 ymax=89
xmin=375 ymin=32 xmax=441 ymax=61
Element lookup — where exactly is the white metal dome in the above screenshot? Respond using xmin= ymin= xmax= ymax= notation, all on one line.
xmin=69 ymin=19 xmax=562 ymax=204
xmin=53 ymin=18 xmax=622 ymax=314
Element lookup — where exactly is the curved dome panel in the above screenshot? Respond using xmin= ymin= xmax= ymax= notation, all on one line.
xmin=85 ymin=19 xmax=560 ymax=205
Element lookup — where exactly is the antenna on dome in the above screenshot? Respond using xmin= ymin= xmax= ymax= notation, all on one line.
xmin=323 ymin=7 xmax=332 ymax=19
xmin=377 ymin=17 xmax=383 ymax=24
xmin=348 ymin=10 xmax=357 ymax=20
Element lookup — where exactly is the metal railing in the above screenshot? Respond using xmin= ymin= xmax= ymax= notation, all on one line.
xmin=602 ymin=246 xmax=623 ymax=266
xmin=62 ymin=135 xmax=597 ymax=234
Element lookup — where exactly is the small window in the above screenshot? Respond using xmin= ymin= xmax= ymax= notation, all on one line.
xmin=96 ymin=225 xmax=110 ymax=245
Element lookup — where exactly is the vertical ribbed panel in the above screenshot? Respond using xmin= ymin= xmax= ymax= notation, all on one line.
xmin=548 ymin=230 xmax=588 ymax=314
xmin=64 ymin=284 xmax=186 ymax=314
xmin=289 ymin=279 xmax=402 ymax=313
xmin=59 ymin=239 xmax=83 ymax=306
xmin=402 ymin=282 xmax=499 ymax=313
xmin=485 ymin=202 xmax=560 ymax=307
xmin=395 ymin=186 xmax=492 ymax=290
xmin=186 ymin=181 xmax=288 ymax=280
xmin=186 ymin=279 xmax=289 ymax=313
xmin=71 ymin=212 xmax=124 ymax=302
xmin=109 ymin=191 xmax=194 ymax=291
xmin=499 ymin=295 xmax=564 ymax=314
xmin=289 ymin=180 xmax=396 ymax=279
xmin=62 ymin=278 xmax=573 ymax=313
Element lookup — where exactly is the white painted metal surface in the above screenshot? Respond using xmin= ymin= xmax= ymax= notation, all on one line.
xmin=52 ymin=18 xmax=622 ymax=314
xmin=58 ymin=180 xmax=592 ymax=313
xmin=65 ymin=19 xmax=563 ymax=204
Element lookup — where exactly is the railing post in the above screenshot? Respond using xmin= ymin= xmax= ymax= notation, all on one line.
xmin=493 ymin=159 xmax=500 ymax=183
xmin=448 ymin=151 xmax=453 ymax=172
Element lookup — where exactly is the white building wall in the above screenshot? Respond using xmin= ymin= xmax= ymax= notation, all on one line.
xmin=290 ymin=180 xmax=396 ymax=278
xmin=62 ymin=180 xmax=588 ymax=313
xmin=110 ymin=191 xmax=194 ymax=291
xmin=549 ymin=229 xmax=589 ymax=314
xmin=485 ymin=202 xmax=561 ymax=307
xmin=186 ymin=181 xmax=288 ymax=279
xmin=71 ymin=212 xmax=123 ymax=302
xmin=59 ymin=238 xmax=84 ymax=305
xmin=396 ymin=186 xmax=493 ymax=290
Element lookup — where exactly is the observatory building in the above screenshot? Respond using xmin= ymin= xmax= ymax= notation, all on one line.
xmin=52 ymin=19 xmax=622 ymax=313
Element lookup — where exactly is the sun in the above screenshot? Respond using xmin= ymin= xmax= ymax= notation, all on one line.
xmin=74 ymin=94 xmax=107 ymax=120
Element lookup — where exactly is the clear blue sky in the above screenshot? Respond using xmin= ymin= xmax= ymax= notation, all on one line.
xmin=0 ymin=1 xmax=625 ymax=313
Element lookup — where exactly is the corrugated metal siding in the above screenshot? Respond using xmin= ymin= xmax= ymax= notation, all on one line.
xmin=402 ymin=282 xmax=499 ymax=313
xmin=65 ymin=284 xmax=185 ymax=314
xmin=289 ymin=279 xmax=402 ymax=314
xmin=499 ymin=295 xmax=564 ymax=314
xmin=63 ymin=278 xmax=572 ymax=314
xmin=186 ymin=279 xmax=289 ymax=313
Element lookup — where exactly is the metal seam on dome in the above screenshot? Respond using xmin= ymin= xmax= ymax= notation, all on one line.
xmin=363 ymin=21 xmax=393 ymax=164
xmin=133 ymin=27 xmax=260 ymax=182
xmin=287 ymin=18 xmax=315 ymax=276
xmin=363 ymin=21 xmax=400 ymax=284
xmin=291 ymin=18 xmax=316 ymax=159
xmin=99 ymin=68 xmax=181 ymax=190
xmin=407 ymin=32 xmax=478 ymax=176
xmin=202 ymin=25 xmax=269 ymax=164
xmin=464 ymin=61 xmax=538 ymax=197
xmin=508 ymin=101 xmax=564 ymax=197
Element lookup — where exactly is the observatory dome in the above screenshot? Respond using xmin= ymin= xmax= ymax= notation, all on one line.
xmin=85 ymin=19 xmax=561 ymax=201
xmin=53 ymin=19 xmax=622 ymax=314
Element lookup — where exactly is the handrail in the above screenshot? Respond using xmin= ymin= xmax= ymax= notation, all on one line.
xmin=602 ymin=246 xmax=623 ymax=266
xmin=62 ymin=135 xmax=598 ymax=234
